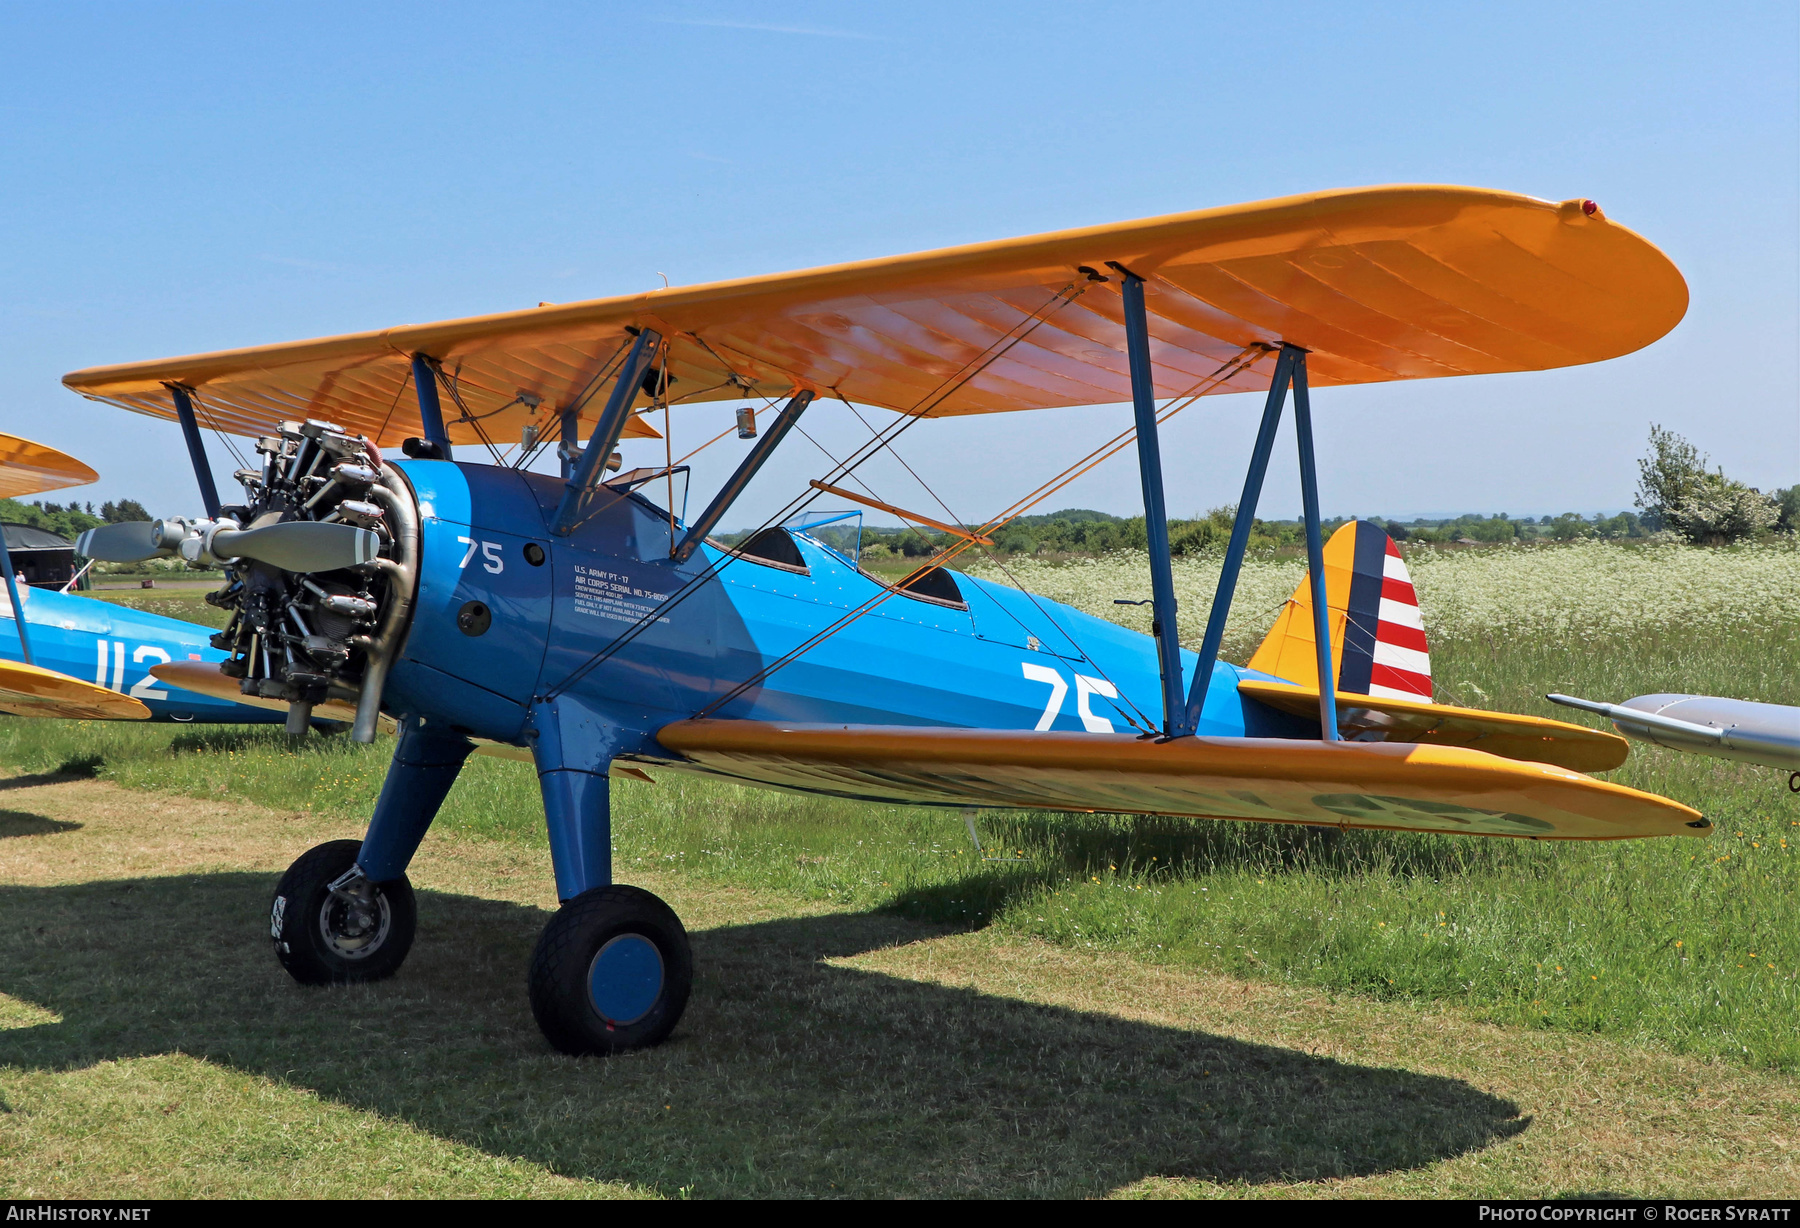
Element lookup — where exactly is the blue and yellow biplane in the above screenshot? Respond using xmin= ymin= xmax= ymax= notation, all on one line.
xmin=0 ymin=431 xmax=289 ymax=725
xmin=61 ymin=185 xmax=1701 ymax=1055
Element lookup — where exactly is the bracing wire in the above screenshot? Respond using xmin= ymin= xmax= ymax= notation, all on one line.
xmin=434 ymin=363 xmax=508 ymax=466
xmin=541 ymin=282 xmax=1091 ymax=700
xmin=373 ymin=365 xmax=415 ymax=444
xmin=687 ymin=342 xmax=1271 ymax=722
xmin=828 ymin=391 xmax=1158 ymax=732
xmin=185 ymin=390 xmax=253 ymax=486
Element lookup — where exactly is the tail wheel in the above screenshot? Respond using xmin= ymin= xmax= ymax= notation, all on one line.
xmin=528 ymin=884 xmax=691 ymax=1056
xmin=270 ymin=839 xmax=416 ymax=985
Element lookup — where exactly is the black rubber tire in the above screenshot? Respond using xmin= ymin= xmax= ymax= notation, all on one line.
xmin=270 ymin=839 xmax=416 ymax=986
xmin=528 ymin=884 xmax=692 ymax=1056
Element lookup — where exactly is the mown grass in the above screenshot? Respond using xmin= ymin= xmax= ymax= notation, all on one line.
xmin=18 ymin=780 xmax=1750 ymax=1200
xmin=86 ymin=587 xmax=231 ymax=629
xmin=2 ymin=543 xmax=1795 ymax=1072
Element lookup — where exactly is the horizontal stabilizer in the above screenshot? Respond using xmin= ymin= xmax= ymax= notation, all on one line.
xmin=655 ymin=720 xmax=1703 ymax=840
xmin=1239 ymin=679 xmax=1628 ymax=772
xmin=0 ymin=660 xmax=149 ymax=721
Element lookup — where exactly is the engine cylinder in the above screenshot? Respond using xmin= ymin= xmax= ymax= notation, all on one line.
xmin=203 ymin=420 xmax=418 ymax=737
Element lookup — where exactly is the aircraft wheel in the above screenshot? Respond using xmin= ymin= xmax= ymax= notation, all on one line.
xmin=528 ymin=884 xmax=691 ymax=1056
xmin=270 ymin=839 xmax=416 ymax=985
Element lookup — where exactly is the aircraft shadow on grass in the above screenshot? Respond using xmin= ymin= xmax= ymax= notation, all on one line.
xmin=0 ymin=810 xmax=80 ymax=838
xmin=887 ymin=817 xmax=1525 ymax=927
xmin=0 ymin=873 xmax=1527 ymax=1196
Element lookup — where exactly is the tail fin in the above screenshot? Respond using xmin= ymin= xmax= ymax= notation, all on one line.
xmin=1246 ymin=520 xmax=1432 ymax=700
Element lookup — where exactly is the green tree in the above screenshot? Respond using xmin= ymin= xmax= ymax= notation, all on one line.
xmin=1774 ymin=486 xmax=1799 ymax=534
xmin=0 ymin=497 xmax=103 ymax=541
xmin=1592 ymin=511 xmax=1645 ymax=539
xmin=1634 ymin=424 xmax=1704 ymax=530
xmin=1547 ymin=513 xmax=1593 ymax=541
xmin=1634 ymin=425 xmax=1776 ymax=545
xmin=1669 ymin=477 xmax=1778 ymax=545
xmin=893 ymin=528 xmax=936 ymax=557
xmin=100 ymin=499 xmax=151 ymax=523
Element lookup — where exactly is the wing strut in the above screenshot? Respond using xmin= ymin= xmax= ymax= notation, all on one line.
xmin=1 ymin=562 xmax=32 ymax=665
xmin=673 ymin=389 xmax=814 ymax=562
xmin=1178 ymin=344 xmax=1338 ymax=741
xmin=409 ymin=354 xmax=453 ymax=459
xmin=1292 ymin=353 xmax=1340 ymax=742
xmin=1118 ymin=271 xmax=1186 ymax=736
xmin=168 ymin=384 xmax=222 ymax=518
xmin=551 ymin=329 xmax=663 ymax=537
xmin=804 ymin=480 xmax=994 ymax=546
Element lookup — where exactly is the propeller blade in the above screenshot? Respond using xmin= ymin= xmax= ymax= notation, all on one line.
xmin=212 ymin=521 xmax=381 ymax=572
xmin=75 ymin=521 xmax=168 ymax=563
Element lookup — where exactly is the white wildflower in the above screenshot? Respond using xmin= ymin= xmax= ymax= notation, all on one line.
xmin=967 ymin=540 xmax=1799 ymax=658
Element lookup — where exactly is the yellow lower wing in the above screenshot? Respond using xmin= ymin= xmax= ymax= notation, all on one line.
xmin=1237 ymin=679 xmax=1628 ymax=772
xmin=655 ymin=721 xmax=1702 ymax=840
xmin=0 ymin=660 xmax=150 ymax=720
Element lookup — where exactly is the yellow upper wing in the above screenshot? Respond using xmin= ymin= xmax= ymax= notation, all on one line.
xmin=653 ymin=720 xmax=1703 ymax=841
xmin=0 ymin=433 xmax=98 ymax=500
xmin=63 ymin=186 xmax=1686 ymax=447
xmin=0 ymin=660 xmax=149 ymax=721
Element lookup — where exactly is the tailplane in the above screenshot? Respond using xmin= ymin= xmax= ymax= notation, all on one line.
xmin=1246 ymin=520 xmax=1432 ymax=700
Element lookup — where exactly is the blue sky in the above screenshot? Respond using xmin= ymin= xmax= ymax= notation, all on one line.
xmin=1 ymin=1 xmax=1793 ymax=527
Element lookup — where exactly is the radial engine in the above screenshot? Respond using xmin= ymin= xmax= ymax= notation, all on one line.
xmin=79 ymin=419 xmax=419 ymax=737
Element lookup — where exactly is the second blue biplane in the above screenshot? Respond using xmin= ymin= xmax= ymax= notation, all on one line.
xmin=0 ymin=431 xmax=285 ymax=725
xmin=62 ymin=185 xmax=1703 ymax=1055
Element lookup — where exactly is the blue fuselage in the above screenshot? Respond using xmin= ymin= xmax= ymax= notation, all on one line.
xmin=383 ymin=460 xmax=1308 ymax=754
xmin=3 ymin=584 xmax=283 ymax=723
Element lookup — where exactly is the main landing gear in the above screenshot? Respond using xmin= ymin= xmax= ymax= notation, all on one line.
xmin=529 ymin=885 xmax=691 ymax=1055
xmin=268 ymin=712 xmax=693 ymax=1056
xmin=270 ymin=838 xmax=416 ymax=984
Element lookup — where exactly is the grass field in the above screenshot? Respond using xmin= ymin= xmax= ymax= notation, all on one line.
xmin=4 ymin=774 xmax=1797 ymax=1197
xmin=86 ymin=587 xmax=231 ymax=629
xmin=2 ymin=539 xmax=1797 ymax=1196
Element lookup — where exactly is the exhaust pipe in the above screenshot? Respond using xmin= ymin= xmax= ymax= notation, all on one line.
xmin=351 ymin=466 xmax=420 ymax=743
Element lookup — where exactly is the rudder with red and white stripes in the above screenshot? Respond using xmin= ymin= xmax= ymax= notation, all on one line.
xmin=1245 ymin=519 xmax=1432 ymax=701
xmin=1364 ymin=536 xmax=1431 ymax=699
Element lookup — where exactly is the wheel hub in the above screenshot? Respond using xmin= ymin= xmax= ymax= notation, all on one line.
xmin=319 ymin=887 xmax=391 ymax=959
xmin=587 ymin=933 xmax=664 ymax=1025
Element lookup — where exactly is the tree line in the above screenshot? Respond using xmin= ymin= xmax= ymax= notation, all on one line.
xmin=761 ymin=427 xmax=1795 ymax=559
xmin=0 ymin=497 xmax=148 ymax=542
xmin=4 ymin=428 xmax=1788 ymax=566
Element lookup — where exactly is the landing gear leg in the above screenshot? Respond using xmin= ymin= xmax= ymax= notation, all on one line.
xmin=270 ymin=716 xmax=473 ymax=985
xmin=526 ymin=699 xmax=691 ymax=1055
